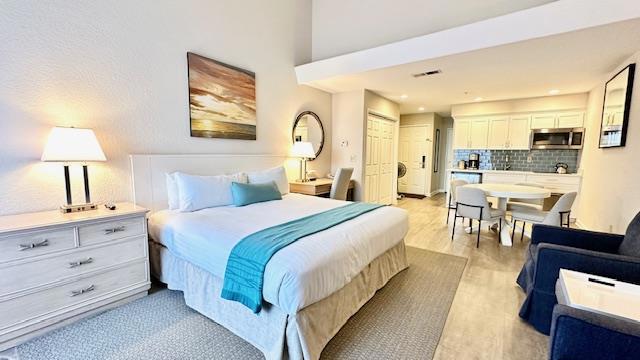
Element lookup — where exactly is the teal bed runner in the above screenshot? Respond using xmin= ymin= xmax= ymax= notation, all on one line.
xmin=221 ymin=202 xmax=384 ymax=313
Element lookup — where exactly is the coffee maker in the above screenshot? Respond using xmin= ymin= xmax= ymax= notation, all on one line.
xmin=468 ymin=153 xmax=480 ymax=170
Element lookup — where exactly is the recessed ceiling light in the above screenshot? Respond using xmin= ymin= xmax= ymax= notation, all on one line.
xmin=474 ymin=97 xmax=483 ymax=102
xmin=549 ymin=89 xmax=560 ymax=95
xmin=400 ymin=94 xmax=408 ymax=99
xmin=418 ymin=107 xmax=425 ymax=111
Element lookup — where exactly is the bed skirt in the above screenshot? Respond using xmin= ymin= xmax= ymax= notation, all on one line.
xmin=149 ymin=240 xmax=408 ymax=360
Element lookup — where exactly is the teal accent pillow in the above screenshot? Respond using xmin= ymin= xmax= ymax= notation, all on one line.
xmin=231 ymin=181 xmax=282 ymax=206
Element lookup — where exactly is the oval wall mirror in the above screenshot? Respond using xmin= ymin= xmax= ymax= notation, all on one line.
xmin=292 ymin=111 xmax=324 ymax=160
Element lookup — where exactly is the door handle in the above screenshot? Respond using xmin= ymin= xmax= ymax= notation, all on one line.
xmin=421 ymin=156 xmax=426 ymax=168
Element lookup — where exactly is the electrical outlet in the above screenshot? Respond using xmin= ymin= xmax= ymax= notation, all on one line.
xmin=608 ymin=224 xmax=613 ymax=233
xmin=527 ymin=155 xmax=533 ymax=163
xmin=340 ymin=140 xmax=349 ymax=147
xmin=350 ymin=154 xmax=357 ymax=163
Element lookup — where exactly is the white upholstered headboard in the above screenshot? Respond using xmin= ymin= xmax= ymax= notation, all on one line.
xmin=130 ymin=154 xmax=290 ymax=213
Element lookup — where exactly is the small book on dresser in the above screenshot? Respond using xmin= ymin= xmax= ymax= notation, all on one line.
xmin=0 ymin=202 xmax=150 ymax=351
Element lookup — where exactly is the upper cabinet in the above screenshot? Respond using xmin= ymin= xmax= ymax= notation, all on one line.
xmin=453 ymin=118 xmax=488 ymax=149
xmin=531 ymin=111 xmax=584 ymax=129
xmin=454 ymin=110 xmax=584 ymax=150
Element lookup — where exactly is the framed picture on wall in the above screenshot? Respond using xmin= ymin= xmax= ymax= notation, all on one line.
xmin=187 ymin=52 xmax=256 ymax=140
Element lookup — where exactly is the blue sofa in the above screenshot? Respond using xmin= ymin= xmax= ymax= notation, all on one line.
xmin=516 ymin=212 xmax=640 ymax=334
xmin=549 ymin=304 xmax=640 ymax=360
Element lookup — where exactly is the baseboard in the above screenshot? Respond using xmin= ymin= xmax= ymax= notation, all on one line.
xmin=428 ymin=189 xmax=443 ymax=197
xmin=573 ymin=220 xmax=585 ymax=229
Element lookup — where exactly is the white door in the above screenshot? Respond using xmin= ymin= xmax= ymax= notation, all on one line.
xmin=453 ymin=119 xmax=470 ymax=149
xmin=488 ymin=117 xmax=509 ymax=149
xmin=365 ymin=118 xmax=380 ymax=203
xmin=378 ymin=120 xmax=395 ymax=204
xmin=399 ymin=125 xmax=428 ymax=195
xmin=469 ymin=118 xmax=489 ymax=149
xmin=508 ymin=115 xmax=531 ymax=149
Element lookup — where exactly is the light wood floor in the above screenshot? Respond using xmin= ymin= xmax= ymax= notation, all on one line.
xmin=397 ymin=194 xmax=548 ymax=360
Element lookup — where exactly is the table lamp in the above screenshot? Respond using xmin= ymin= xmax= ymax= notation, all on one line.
xmin=41 ymin=126 xmax=107 ymax=213
xmin=291 ymin=141 xmax=315 ymax=182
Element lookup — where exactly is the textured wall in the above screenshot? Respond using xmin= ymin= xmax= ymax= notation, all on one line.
xmin=453 ymin=149 xmax=580 ymax=173
xmin=0 ymin=0 xmax=331 ymax=215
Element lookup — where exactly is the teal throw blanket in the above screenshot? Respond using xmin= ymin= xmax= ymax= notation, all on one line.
xmin=221 ymin=202 xmax=384 ymax=313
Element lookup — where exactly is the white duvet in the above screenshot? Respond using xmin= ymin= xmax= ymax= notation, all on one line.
xmin=148 ymin=193 xmax=408 ymax=314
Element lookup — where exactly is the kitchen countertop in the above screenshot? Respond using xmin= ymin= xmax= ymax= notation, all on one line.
xmin=446 ymin=168 xmax=581 ymax=177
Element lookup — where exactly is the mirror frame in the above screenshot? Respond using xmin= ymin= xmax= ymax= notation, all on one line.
xmin=292 ymin=111 xmax=324 ymax=160
xmin=599 ymin=63 xmax=635 ymax=149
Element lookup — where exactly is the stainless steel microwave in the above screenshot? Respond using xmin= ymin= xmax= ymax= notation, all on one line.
xmin=530 ymin=128 xmax=584 ymax=149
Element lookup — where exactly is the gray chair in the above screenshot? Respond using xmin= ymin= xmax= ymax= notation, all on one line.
xmin=451 ymin=186 xmax=505 ymax=247
xmin=446 ymin=179 xmax=468 ymax=224
xmin=511 ymin=192 xmax=577 ymax=241
xmin=330 ymin=168 xmax=353 ymax=201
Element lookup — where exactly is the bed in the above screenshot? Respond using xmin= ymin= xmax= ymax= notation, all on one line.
xmin=130 ymin=154 xmax=409 ymax=360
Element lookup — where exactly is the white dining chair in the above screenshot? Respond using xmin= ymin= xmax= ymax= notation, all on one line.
xmin=507 ymin=183 xmax=546 ymax=211
xmin=510 ymin=191 xmax=577 ymax=241
xmin=452 ymin=186 xmax=505 ymax=248
xmin=446 ymin=179 xmax=468 ymax=224
xmin=330 ymin=168 xmax=353 ymax=201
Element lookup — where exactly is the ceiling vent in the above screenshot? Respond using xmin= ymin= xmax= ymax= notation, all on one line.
xmin=412 ymin=69 xmax=442 ymax=78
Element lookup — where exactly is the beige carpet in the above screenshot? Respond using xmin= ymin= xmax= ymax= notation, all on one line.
xmin=15 ymin=247 xmax=466 ymax=360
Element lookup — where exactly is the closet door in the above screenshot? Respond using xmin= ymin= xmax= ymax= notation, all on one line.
xmin=365 ymin=118 xmax=380 ymax=203
xmin=378 ymin=120 xmax=395 ymax=204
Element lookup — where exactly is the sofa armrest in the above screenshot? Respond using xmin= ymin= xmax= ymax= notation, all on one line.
xmin=534 ymin=244 xmax=640 ymax=293
xmin=531 ymin=224 xmax=624 ymax=253
xmin=550 ymin=305 xmax=640 ymax=360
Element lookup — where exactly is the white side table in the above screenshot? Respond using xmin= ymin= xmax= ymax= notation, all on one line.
xmin=555 ymin=269 xmax=640 ymax=323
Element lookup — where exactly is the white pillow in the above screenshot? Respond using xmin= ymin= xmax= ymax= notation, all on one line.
xmin=166 ymin=173 xmax=179 ymax=210
xmin=175 ymin=172 xmax=247 ymax=212
xmin=247 ymin=166 xmax=289 ymax=195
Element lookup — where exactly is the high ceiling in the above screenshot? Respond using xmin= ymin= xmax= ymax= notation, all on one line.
xmin=305 ymin=19 xmax=640 ymax=115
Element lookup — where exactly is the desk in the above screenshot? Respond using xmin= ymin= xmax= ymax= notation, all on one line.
xmin=463 ymin=183 xmax=551 ymax=246
xmin=289 ymin=178 xmax=355 ymax=200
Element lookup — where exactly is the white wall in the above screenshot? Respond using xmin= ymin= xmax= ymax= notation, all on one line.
xmin=331 ymin=89 xmax=399 ymax=201
xmin=577 ymin=50 xmax=640 ymax=233
xmin=0 ymin=0 xmax=332 ymax=216
xmin=311 ymin=0 xmax=553 ymax=60
xmin=451 ymin=93 xmax=588 ymax=117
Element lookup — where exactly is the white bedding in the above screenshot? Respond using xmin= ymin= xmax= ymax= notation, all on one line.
xmin=148 ymin=193 xmax=408 ymax=314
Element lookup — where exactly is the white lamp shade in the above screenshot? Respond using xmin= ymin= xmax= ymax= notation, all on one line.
xmin=41 ymin=127 xmax=106 ymax=162
xmin=291 ymin=141 xmax=316 ymax=159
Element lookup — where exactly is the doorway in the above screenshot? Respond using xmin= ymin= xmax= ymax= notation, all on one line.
xmin=398 ymin=124 xmax=433 ymax=196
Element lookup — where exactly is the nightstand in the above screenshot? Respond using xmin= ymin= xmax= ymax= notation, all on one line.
xmin=0 ymin=203 xmax=150 ymax=350
xmin=289 ymin=178 xmax=355 ymax=200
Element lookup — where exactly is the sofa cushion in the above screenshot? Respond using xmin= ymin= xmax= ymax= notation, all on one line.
xmin=619 ymin=212 xmax=640 ymax=257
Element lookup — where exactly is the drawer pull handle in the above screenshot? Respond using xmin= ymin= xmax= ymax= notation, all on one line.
xmin=68 ymin=257 xmax=94 ymax=268
xmin=18 ymin=239 xmax=49 ymax=251
xmin=104 ymin=226 xmax=126 ymax=235
xmin=69 ymin=285 xmax=95 ymax=297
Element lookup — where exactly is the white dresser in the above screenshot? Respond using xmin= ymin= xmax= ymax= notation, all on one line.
xmin=0 ymin=203 xmax=150 ymax=350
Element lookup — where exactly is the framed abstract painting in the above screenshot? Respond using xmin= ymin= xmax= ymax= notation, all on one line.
xmin=187 ymin=52 xmax=256 ymax=140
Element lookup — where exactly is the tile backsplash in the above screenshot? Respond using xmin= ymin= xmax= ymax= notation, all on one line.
xmin=453 ymin=149 xmax=579 ymax=173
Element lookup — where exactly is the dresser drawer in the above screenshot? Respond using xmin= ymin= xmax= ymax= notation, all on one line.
xmin=78 ymin=216 xmax=145 ymax=246
xmin=0 ymin=261 xmax=148 ymax=331
xmin=0 ymin=228 xmax=76 ymax=264
xmin=0 ymin=236 xmax=147 ymax=296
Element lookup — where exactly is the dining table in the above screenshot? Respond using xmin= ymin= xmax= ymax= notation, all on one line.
xmin=463 ymin=183 xmax=551 ymax=246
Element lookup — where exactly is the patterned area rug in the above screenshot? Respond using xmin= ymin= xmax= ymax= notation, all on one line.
xmin=13 ymin=247 xmax=466 ymax=360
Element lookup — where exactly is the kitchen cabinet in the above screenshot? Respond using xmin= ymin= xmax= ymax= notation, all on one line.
xmin=531 ymin=112 xmax=584 ymax=129
xmin=487 ymin=115 xmax=530 ymax=150
xmin=453 ymin=118 xmax=488 ymax=149
xmin=469 ymin=118 xmax=489 ymax=149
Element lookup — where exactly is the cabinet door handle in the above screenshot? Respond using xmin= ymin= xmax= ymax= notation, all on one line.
xmin=18 ymin=239 xmax=49 ymax=251
xmin=69 ymin=284 xmax=95 ymax=297
xmin=104 ymin=226 xmax=125 ymax=235
xmin=68 ymin=257 xmax=94 ymax=268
